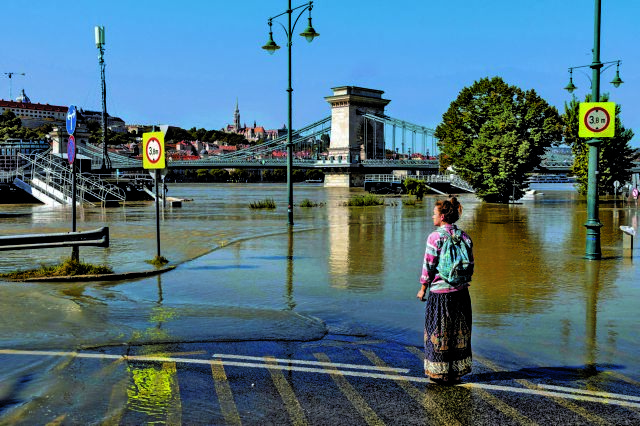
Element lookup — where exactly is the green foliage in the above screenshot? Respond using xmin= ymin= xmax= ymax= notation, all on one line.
xmin=562 ymin=94 xmax=634 ymax=195
xmin=402 ymin=197 xmax=418 ymax=206
xmin=250 ymin=198 xmax=276 ymax=209
xmin=305 ymin=169 xmax=324 ymax=181
xmin=300 ymin=198 xmax=320 ymax=207
xmin=344 ymin=194 xmax=384 ymax=206
xmin=0 ymin=110 xmax=53 ymax=141
xmin=0 ymin=258 xmax=112 ymax=280
xmin=146 ymin=255 xmax=169 ymax=267
xmin=209 ymin=169 xmax=230 ymax=182
xmin=403 ymin=178 xmax=427 ymax=200
xmin=435 ymin=77 xmax=563 ymax=203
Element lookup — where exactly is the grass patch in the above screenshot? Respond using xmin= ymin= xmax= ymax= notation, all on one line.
xmin=146 ymin=255 xmax=170 ymax=267
xmin=250 ymin=198 xmax=276 ymax=209
xmin=344 ymin=194 xmax=384 ymax=206
xmin=402 ymin=196 xmax=418 ymax=206
xmin=0 ymin=258 xmax=113 ymax=280
xmin=300 ymin=198 xmax=320 ymax=207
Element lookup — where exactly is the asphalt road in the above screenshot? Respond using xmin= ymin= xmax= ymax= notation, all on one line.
xmin=1 ymin=335 xmax=639 ymax=425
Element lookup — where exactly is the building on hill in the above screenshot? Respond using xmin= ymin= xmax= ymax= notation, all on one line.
xmin=0 ymin=89 xmax=125 ymax=132
xmin=222 ymin=100 xmax=286 ymax=142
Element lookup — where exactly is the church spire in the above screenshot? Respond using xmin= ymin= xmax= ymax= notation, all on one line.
xmin=233 ymin=98 xmax=241 ymax=130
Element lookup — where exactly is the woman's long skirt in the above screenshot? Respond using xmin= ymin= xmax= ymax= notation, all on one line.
xmin=423 ymin=287 xmax=472 ymax=381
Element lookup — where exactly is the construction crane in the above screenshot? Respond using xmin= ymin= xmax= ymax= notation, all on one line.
xmin=3 ymin=72 xmax=26 ymax=100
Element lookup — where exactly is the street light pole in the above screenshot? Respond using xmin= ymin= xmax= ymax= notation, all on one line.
xmin=564 ymin=0 xmax=623 ymax=260
xmin=584 ymin=0 xmax=604 ymax=260
xmin=262 ymin=1 xmax=319 ymax=226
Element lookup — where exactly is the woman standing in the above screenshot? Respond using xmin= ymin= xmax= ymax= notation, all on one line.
xmin=417 ymin=197 xmax=474 ymax=383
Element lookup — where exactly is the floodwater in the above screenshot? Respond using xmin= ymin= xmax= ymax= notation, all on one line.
xmin=0 ymin=182 xmax=639 ymax=420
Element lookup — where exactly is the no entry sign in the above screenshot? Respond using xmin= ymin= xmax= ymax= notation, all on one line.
xmin=579 ymin=102 xmax=615 ymax=138
xmin=143 ymin=132 xmax=166 ymax=169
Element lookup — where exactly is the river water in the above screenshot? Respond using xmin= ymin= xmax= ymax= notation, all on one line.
xmin=0 ymin=182 xmax=639 ymax=416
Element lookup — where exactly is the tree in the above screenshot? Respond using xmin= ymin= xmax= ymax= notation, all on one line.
xmin=0 ymin=110 xmax=52 ymax=141
xmin=403 ymin=178 xmax=427 ymax=200
xmin=435 ymin=77 xmax=563 ymax=203
xmin=562 ymin=94 xmax=634 ymax=195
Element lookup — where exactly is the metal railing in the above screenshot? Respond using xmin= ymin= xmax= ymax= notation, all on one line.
xmin=17 ymin=152 xmax=126 ymax=206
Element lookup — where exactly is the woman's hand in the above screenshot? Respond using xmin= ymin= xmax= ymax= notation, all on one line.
xmin=416 ymin=288 xmax=426 ymax=302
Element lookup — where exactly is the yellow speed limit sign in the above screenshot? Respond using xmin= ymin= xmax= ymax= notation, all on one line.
xmin=143 ymin=132 xmax=166 ymax=169
xmin=579 ymin=102 xmax=615 ymax=138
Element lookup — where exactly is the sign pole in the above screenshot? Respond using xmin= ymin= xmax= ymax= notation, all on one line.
xmin=154 ymin=171 xmax=161 ymax=257
xmin=67 ymin=106 xmax=78 ymax=262
xmin=143 ymin=131 xmax=166 ymax=261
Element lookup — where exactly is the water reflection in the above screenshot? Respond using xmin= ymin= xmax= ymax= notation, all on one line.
xmin=286 ymin=228 xmax=295 ymax=310
xmin=326 ymin=203 xmax=385 ymax=290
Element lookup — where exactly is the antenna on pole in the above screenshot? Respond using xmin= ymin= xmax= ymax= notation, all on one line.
xmin=2 ymin=72 xmax=26 ymax=100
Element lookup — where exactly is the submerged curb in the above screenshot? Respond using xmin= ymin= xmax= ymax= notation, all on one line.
xmin=14 ymin=265 xmax=177 ymax=283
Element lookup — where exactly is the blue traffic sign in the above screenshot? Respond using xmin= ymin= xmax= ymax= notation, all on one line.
xmin=67 ymin=135 xmax=76 ymax=165
xmin=66 ymin=105 xmax=77 ymax=135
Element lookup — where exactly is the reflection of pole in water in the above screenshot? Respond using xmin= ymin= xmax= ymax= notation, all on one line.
xmin=584 ymin=260 xmax=601 ymax=375
xmin=285 ymin=228 xmax=296 ymax=310
xmin=157 ymin=274 xmax=164 ymax=305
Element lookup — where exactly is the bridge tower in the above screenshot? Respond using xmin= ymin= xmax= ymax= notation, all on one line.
xmin=324 ymin=86 xmax=390 ymax=186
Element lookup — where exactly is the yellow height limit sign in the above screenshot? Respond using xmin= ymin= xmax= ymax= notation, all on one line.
xmin=143 ymin=132 xmax=166 ymax=169
xmin=579 ymin=102 xmax=615 ymax=138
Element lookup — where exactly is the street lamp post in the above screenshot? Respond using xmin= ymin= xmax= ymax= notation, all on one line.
xmin=95 ymin=26 xmax=111 ymax=171
xmin=564 ymin=0 xmax=623 ymax=260
xmin=262 ymin=1 xmax=319 ymax=226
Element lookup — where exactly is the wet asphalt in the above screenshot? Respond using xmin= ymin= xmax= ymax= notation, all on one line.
xmin=1 ymin=335 xmax=639 ymax=425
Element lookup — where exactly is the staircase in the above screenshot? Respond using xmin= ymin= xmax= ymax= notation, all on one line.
xmin=14 ymin=152 xmax=126 ymax=206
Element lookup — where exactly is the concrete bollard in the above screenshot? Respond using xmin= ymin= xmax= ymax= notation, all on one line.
xmin=620 ymin=226 xmax=635 ymax=252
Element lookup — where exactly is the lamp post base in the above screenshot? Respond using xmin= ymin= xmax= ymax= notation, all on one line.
xmin=584 ymin=221 xmax=603 ymax=260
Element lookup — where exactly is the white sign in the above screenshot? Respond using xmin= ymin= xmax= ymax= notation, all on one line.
xmin=584 ymin=107 xmax=610 ymax=132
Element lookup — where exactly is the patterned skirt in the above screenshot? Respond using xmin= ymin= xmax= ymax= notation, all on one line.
xmin=423 ymin=287 xmax=472 ymax=381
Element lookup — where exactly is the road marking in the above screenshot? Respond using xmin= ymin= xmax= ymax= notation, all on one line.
xmin=314 ymin=353 xmax=385 ymax=426
xmin=45 ymin=414 xmax=66 ymax=426
xmin=404 ymin=346 xmax=538 ymax=426
xmin=360 ymin=349 xmax=462 ymax=426
xmin=163 ymin=362 xmax=182 ymax=426
xmin=265 ymin=356 xmax=308 ymax=426
xmin=538 ymin=384 xmax=640 ymax=402
xmin=211 ymin=361 xmax=242 ymax=426
xmin=213 ymin=353 xmax=409 ymax=373
xmin=474 ymin=354 xmax=624 ymax=424
xmin=2 ymin=348 xmax=638 ymax=410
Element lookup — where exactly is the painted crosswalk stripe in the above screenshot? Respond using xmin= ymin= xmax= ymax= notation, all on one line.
xmin=211 ymin=361 xmax=242 ymax=426
xmin=265 ymin=356 xmax=308 ymax=426
xmin=314 ymin=353 xmax=385 ymax=426
xmin=213 ymin=353 xmax=409 ymax=373
xmin=2 ymin=348 xmax=638 ymax=410
xmin=361 ymin=349 xmax=462 ymax=426
xmin=405 ymin=346 xmax=539 ymax=426
xmin=538 ymin=384 xmax=640 ymax=402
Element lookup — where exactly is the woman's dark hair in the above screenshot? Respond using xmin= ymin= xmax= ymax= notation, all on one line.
xmin=435 ymin=197 xmax=462 ymax=224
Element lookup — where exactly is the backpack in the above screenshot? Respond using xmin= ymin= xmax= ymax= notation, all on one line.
xmin=436 ymin=228 xmax=474 ymax=285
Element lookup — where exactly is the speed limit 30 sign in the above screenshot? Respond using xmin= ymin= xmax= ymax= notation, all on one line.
xmin=143 ymin=132 xmax=166 ymax=169
xmin=579 ymin=102 xmax=615 ymax=138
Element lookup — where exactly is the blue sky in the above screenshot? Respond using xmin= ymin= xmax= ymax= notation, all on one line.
xmin=1 ymin=1 xmax=638 ymax=146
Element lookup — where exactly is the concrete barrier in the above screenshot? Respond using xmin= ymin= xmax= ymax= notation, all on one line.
xmin=0 ymin=227 xmax=109 ymax=251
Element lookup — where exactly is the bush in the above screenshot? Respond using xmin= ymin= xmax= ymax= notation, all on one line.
xmin=250 ymin=198 xmax=277 ymax=209
xmin=300 ymin=198 xmax=318 ymax=207
xmin=146 ymin=255 xmax=169 ymax=267
xmin=403 ymin=178 xmax=427 ymax=200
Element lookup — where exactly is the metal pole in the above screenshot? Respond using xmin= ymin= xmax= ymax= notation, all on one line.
xmin=287 ymin=0 xmax=294 ymax=226
xmin=155 ymin=172 xmax=161 ymax=257
xmin=99 ymin=45 xmax=110 ymax=171
xmin=585 ymin=0 xmax=603 ymax=260
xmin=71 ymin=160 xmax=78 ymax=261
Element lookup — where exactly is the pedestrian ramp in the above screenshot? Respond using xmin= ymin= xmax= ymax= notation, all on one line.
xmin=14 ymin=152 xmax=126 ymax=207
